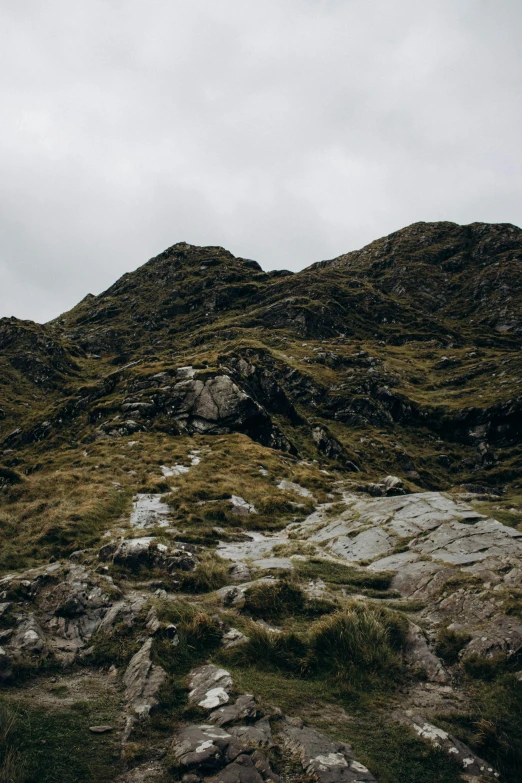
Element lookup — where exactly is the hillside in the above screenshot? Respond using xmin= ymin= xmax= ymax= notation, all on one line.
xmin=1 ymin=221 xmax=522 ymax=783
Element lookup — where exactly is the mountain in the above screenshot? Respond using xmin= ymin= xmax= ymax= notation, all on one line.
xmin=1 ymin=221 xmax=522 ymax=783
xmin=1 ymin=221 xmax=521 ymax=488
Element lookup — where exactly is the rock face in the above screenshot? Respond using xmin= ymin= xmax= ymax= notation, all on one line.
xmin=279 ymin=718 xmax=376 ymax=782
xmin=123 ymin=638 xmax=166 ymax=719
xmin=0 ymin=562 xmax=139 ymax=671
xmin=171 ymin=681 xmax=380 ymax=783
xmin=99 ymin=537 xmax=197 ymax=574
xmin=171 ymin=724 xmax=279 ymax=783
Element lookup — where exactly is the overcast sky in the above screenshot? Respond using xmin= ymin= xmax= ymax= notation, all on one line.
xmin=1 ymin=0 xmax=521 ymax=323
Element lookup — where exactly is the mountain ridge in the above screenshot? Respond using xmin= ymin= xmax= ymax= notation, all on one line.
xmin=1 ymin=219 xmax=521 ymax=492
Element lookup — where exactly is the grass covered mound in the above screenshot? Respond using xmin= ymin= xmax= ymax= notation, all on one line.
xmin=229 ymin=602 xmax=408 ymax=692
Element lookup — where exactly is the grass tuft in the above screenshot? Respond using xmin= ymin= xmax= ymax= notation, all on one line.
xmin=0 ymin=700 xmax=25 ymax=783
xmin=307 ymin=604 xmax=408 ymax=687
xmin=294 ymin=558 xmax=393 ymax=591
xmin=434 ymin=627 xmax=471 ymax=665
xmin=228 ymin=601 xmax=408 ymax=692
xmin=176 ymin=555 xmax=229 ymax=594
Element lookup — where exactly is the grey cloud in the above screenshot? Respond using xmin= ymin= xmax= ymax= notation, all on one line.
xmin=0 ymin=0 xmax=521 ymax=322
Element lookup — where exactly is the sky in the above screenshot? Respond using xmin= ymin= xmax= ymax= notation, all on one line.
xmin=1 ymin=0 xmax=521 ymax=323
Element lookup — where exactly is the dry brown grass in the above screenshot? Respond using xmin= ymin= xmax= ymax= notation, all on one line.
xmin=0 ymin=432 xmax=334 ymax=573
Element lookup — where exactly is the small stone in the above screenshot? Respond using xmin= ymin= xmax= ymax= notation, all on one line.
xmin=89 ymin=725 xmax=113 ymax=734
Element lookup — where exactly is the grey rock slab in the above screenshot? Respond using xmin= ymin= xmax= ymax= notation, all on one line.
xmin=367 ymin=551 xmax=420 ymax=572
xmin=278 ymin=719 xmax=375 ymax=782
xmin=405 ymin=623 xmax=449 ymax=683
xmin=310 ymin=519 xmax=363 ymax=544
xmin=130 ymin=494 xmax=172 ymax=528
xmin=346 ymin=492 xmax=487 ymax=537
xmin=161 ymin=464 xmax=190 ymax=477
xmin=207 ymin=761 xmax=264 ymax=783
xmin=217 ymin=533 xmax=288 ymax=564
xmin=391 ymin=561 xmax=452 ymax=599
xmin=188 ymin=664 xmax=234 ymax=710
xmin=252 ymin=557 xmax=294 ymax=571
xmin=192 ymin=376 xmax=250 ymax=422
xmin=171 ymin=723 xmax=279 ymax=781
xmin=123 ymin=637 xmax=167 ymax=719
xmin=222 ymin=628 xmax=248 ymax=649
xmin=230 ymin=496 xmax=257 ymax=515
xmin=327 ymin=527 xmax=394 ymax=563
xmin=229 ymin=716 xmax=273 ymax=747
xmin=172 ymin=724 xmax=232 ymax=770
xmin=228 ymin=562 xmax=252 ymax=582
xmin=461 ymin=614 xmax=522 ymax=660
xmin=209 ymin=695 xmax=258 ymax=727
xmin=97 ymin=594 xmax=148 ymax=634
xmin=11 ymin=616 xmax=48 ymax=656
xmin=411 ymin=518 xmax=522 ymax=566
xmin=277 ymin=480 xmax=315 ymax=499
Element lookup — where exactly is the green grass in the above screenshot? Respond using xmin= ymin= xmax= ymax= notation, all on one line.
xmin=88 ymin=608 xmax=150 ymax=669
xmin=294 ymin=558 xmax=393 ymax=591
xmin=243 ymin=579 xmax=306 ymax=621
xmin=0 ymin=697 xmax=123 ymax=783
xmin=0 ymin=478 xmax=131 ymax=573
xmin=439 ymin=665 xmax=522 ymax=783
xmin=474 ymin=498 xmax=522 ymax=530
xmin=227 ymin=624 xmax=308 ymax=674
xmin=307 ymin=604 xmax=407 ymax=688
xmin=434 ymin=627 xmax=472 ymax=665
xmin=332 ymin=715 xmax=465 ymax=783
xmin=228 ymin=602 xmax=408 ymax=693
xmin=227 ymin=668 xmax=464 ymax=783
xmin=0 ymin=699 xmax=25 ymax=783
xmin=176 ymin=555 xmax=229 ymax=594
xmin=153 ymin=600 xmax=223 ymax=675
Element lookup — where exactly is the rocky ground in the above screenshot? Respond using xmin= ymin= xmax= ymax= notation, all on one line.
xmin=1 ymin=221 xmax=522 ymax=782
xmin=1 ymin=462 xmax=521 ymax=782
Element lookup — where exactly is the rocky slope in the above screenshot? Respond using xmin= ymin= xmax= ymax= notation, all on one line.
xmin=1 ymin=221 xmax=522 ymax=783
